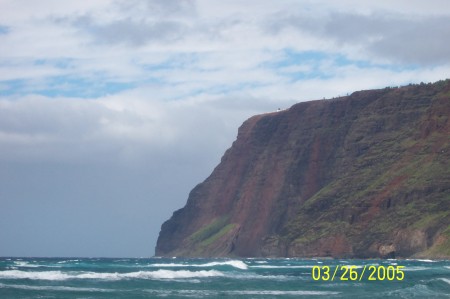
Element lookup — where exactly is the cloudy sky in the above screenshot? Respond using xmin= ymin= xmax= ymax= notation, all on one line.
xmin=1 ymin=0 xmax=449 ymax=257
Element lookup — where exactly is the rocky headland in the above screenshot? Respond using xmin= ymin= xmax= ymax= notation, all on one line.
xmin=156 ymin=80 xmax=450 ymax=259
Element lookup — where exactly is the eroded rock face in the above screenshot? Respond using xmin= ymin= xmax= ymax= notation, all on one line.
xmin=156 ymin=80 xmax=450 ymax=258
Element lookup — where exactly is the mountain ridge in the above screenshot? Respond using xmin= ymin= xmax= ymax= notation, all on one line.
xmin=156 ymin=80 xmax=450 ymax=258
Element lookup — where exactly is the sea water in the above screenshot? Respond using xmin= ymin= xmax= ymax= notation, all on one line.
xmin=0 ymin=257 xmax=449 ymax=298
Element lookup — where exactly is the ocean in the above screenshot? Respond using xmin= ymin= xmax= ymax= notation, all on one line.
xmin=0 ymin=257 xmax=449 ymax=298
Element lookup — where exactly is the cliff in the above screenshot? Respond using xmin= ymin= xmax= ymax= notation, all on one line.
xmin=156 ymin=80 xmax=450 ymax=258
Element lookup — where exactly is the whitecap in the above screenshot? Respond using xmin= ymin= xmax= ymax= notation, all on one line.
xmin=439 ymin=278 xmax=450 ymax=285
xmin=228 ymin=290 xmax=340 ymax=296
xmin=57 ymin=259 xmax=79 ymax=264
xmin=0 ymin=269 xmax=224 ymax=281
xmin=415 ymin=259 xmax=436 ymax=263
xmin=104 ymin=270 xmax=224 ymax=280
xmin=200 ymin=260 xmax=248 ymax=270
xmin=14 ymin=261 xmax=39 ymax=268
xmin=0 ymin=270 xmax=71 ymax=281
xmin=0 ymin=283 xmax=112 ymax=292
xmin=149 ymin=263 xmax=191 ymax=267
xmin=250 ymin=265 xmax=314 ymax=269
xmin=150 ymin=260 xmax=248 ymax=270
xmin=403 ymin=267 xmax=428 ymax=271
xmin=406 ymin=259 xmax=436 ymax=262
xmin=224 ymin=273 xmax=296 ymax=281
xmin=13 ymin=261 xmax=61 ymax=268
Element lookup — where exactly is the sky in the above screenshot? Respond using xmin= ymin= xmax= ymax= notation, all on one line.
xmin=1 ymin=0 xmax=449 ymax=257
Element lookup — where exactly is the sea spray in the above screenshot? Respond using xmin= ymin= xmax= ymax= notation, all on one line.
xmin=1 ymin=258 xmax=449 ymax=298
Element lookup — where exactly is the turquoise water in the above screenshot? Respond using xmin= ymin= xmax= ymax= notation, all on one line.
xmin=0 ymin=257 xmax=449 ymax=298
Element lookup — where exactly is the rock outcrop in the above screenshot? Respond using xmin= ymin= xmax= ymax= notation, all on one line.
xmin=156 ymin=80 xmax=450 ymax=258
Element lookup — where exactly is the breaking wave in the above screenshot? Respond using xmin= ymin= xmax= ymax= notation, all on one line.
xmin=0 ymin=269 xmax=224 ymax=281
xmin=250 ymin=265 xmax=314 ymax=269
xmin=0 ymin=283 xmax=112 ymax=292
xmin=150 ymin=260 xmax=248 ymax=270
xmin=228 ymin=290 xmax=340 ymax=296
xmin=439 ymin=278 xmax=450 ymax=285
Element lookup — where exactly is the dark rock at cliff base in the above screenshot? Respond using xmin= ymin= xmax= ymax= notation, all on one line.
xmin=156 ymin=80 xmax=450 ymax=258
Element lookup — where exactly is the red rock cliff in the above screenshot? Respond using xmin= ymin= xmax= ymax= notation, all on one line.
xmin=156 ymin=80 xmax=450 ymax=258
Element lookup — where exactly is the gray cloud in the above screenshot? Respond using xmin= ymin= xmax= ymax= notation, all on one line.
xmin=117 ymin=0 xmax=197 ymax=18
xmin=265 ymin=11 xmax=450 ymax=65
xmin=66 ymin=0 xmax=197 ymax=46
xmin=74 ymin=16 xmax=188 ymax=46
xmin=368 ymin=16 xmax=450 ymax=65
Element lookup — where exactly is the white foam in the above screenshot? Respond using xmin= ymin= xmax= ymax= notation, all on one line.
xmin=150 ymin=263 xmax=191 ymax=267
xmin=0 ymin=283 xmax=112 ymax=292
xmin=145 ymin=289 xmax=339 ymax=296
xmin=201 ymin=260 xmax=248 ymax=270
xmin=14 ymin=261 xmax=40 ymax=268
xmin=228 ymin=290 xmax=340 ymax=296
xmin=0 ymin=270 xmax=71 ymax=280
xmin=126 ymin=270 xmax=224 ymax=279
xmin=406 ymin=259 xmax=436 ymax=262
xmin=439 ymin=278 xmax=450 ymax=285
xmin=150 ymin=260 xmax=248 ymax=270
xmin=57 ymin=259 xmax=79 ymax=264
xmin=416 ymin=259 xmax=436 ymax=263
xmin=13 ymin=261 xmax=60 ymax=268
xmin=0 ymin=269 xmax=224 ymax=281
xmin=225 ymin=272 xmax=296 ymax=281
xmin=403 ymin=267 xmax=428 ymax=271
xmin=250 ymin=265 xmax=314 ymax=269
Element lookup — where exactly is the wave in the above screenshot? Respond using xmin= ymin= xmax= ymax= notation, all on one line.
xmin=403 ymin=267 xmax=428 ymax=271
xmin=225 ymin=272 xmax=297 ymax=281
xmin=439 ymin=278 xmax=450 ymax=285
xmin=191 ymin=260 xmax=248 ymax=270
xmin=228 ymin=290 xmax=340 ymax=296
xmin=13 ymin=261 xmax=40 ymax=268
xmin=250 ymin=265 xmax=314 ymax=269
xmin=144 ymin=289 xmax=340 ymax=296
xmin=56 ymin=259 xmax=79 ymax=264
xmin=0 ymin=269 xmax=298 ymax=283
xmin=13 ymin=261 xmax=61 ymax=269
xmin=406 ymin=259 xmax=437 ymax=263
xmin=0 ymin=270 xmax=72 ymax=280
xmin=250 ymin=264 xmax=364 ymax=269
xmin=0 ymin=283 xmax=112 ymax=292
xmin=0 ymin=269 xmax=224 ymax=281
xmin=150 ymin=260 xmax=248 ymax=270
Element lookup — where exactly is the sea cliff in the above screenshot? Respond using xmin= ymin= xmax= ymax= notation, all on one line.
xmin=156 ymin=80 xmax=450 ymax=258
